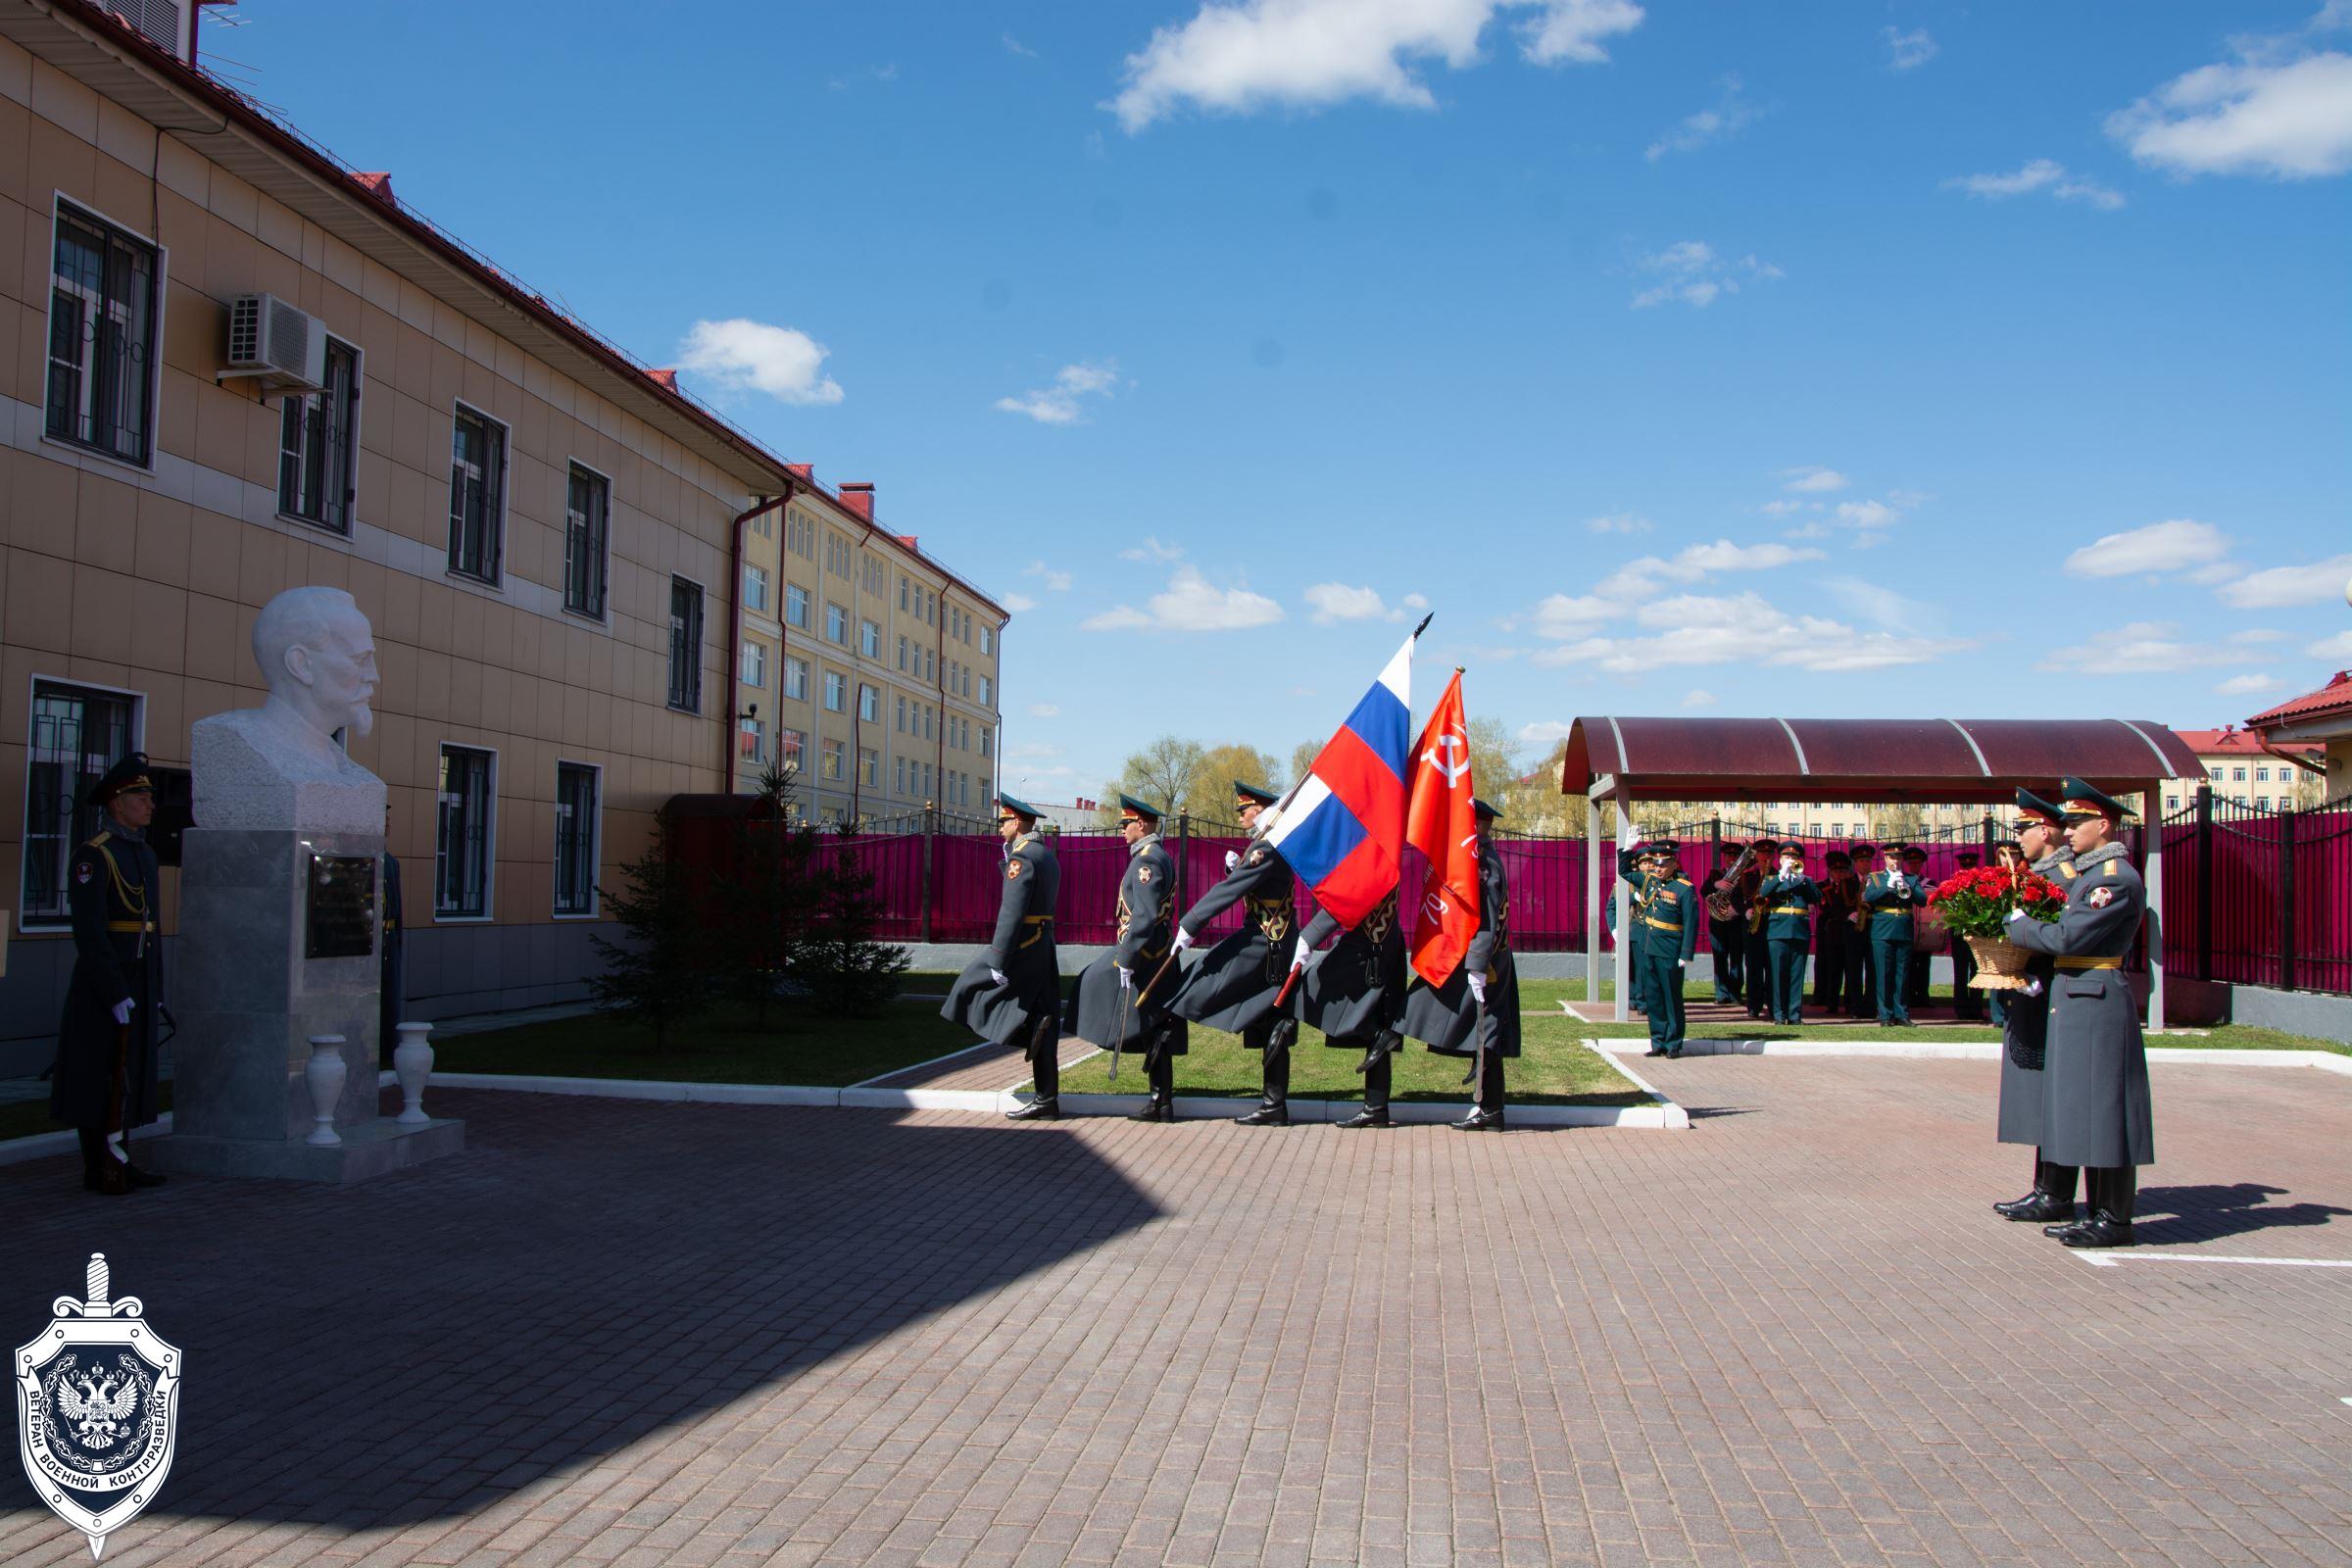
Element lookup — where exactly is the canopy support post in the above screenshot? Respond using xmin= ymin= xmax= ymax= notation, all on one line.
xmin=1586 ymin=792 xmax=1603 ymax=1023
xmin=2143 ymin=779 xmax=2164 ymax=1032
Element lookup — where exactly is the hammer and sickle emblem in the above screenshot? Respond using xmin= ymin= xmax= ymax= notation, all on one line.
xmin=1422 ymin=730 xmax=1470 ymax=786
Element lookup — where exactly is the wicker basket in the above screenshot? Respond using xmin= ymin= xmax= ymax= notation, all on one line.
xmin=1965 ymin=935 xmax=2034 ymax=991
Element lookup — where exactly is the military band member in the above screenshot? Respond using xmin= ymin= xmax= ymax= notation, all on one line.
xmin=1861 ymin=844 xmax=1925 ymax=1026
xmin=1165 ymin=781 xmax=1301 ymax=1126
xmin=1286 ymin=889 xmax=1407 ymax=1129
xmin=1638 ymin=843 xmax=1701 ymax=1058
xmin=1756 ymin=843 xmax=1819 ymax=1025
xmin=49 ymin=754 xmax=168 ymax=1196
xmin=1617 ymin=845 xmax=1660 ymax=1017
xmin=2003 ymin=777 xmax=2154 ymax=1249
xmin=1947 ymin=850 xmax=1984 ymax=1020
xmin=943 ymin=793 xmax=1064 ymax=1121
xmin=1900 ymin=845 xmax=1936 ymax=1013
xmin=1991 ymin=791 xmax=2080 ymax=1222
xmin=1846 ymin=841 xmax=1879 ymax=1017
xmin=1811 ymin=851 xmax=1860 ymax=1013
xmin=1065 ymin=796 xmax=1188 ymax=1122
xmin=1741 ymin=840 xmax=1779 ymax=1020
xmin=1702 ymin=843 xmax=1748 ymax=1005
xmin=1402 ymin=798 xmax=1517 ymax=1129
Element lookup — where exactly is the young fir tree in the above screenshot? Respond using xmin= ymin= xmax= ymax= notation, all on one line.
xmin=711 ymin=764 xmax=813 ymax=1032
xmin=588 ymin=806 xmax=708 ymax=1049
xmin=796 ymin=844 xmax=911 ymax=1017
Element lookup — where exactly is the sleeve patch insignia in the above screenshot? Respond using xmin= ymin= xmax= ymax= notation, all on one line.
xmin=1248 ymin=847 xmax=1267 ymax=865
xmin=2087 ymin=886 xmax=2114 ymax=908
xmin=1138 ymin=867 xmax=1153 ymax=883
xmin=74 ymin=860 xmax=94 ymax=885
xmin=1006 ymin=861 xmax=1024 ymax=880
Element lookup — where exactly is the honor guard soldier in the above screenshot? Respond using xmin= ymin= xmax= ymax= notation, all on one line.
xmin=1402 ymin=797 xmax=1518 ymax=1130
xmin=943 ymin=793 xmax=1064 ymax=1120
xmin=1065 ymin=796 xmax=1188 ymax=1121
xmin=1992 ymin=790 xmax=2080 ymax=1223
xmin=1741 ymin=840 xmax=1779 ymax=1020
xmin=1165 ymin=781 xmax=1301 ymax=1126
xmin=1616 ymin=844 xmax=1661 ymax=1017
xmin=1900 ymin=845 xmax=1936 ymax=1013
xmin=1811 ymin=850 xmax=1859 ymax=1014
xmin=2002 ymin=777 xmax=2154 ymax=1248
xmin=1755 ymin=843 xmax=1820 ymax=1025
xmin=50 ymin=754 xmax=169 ymax=1196
xmin=1637 ymin=843 xmax=1701 ymax=1058
xmin=1947 ymin=850 xmax=1985 ymax=1019
xmin=1861 ymin=845 xmax=1926 ymax=1026
xmin=1702 ymin=843 xmax=1748 ymax=1005
xmin=1286 ymin=888 xmax=1407 ymax=1129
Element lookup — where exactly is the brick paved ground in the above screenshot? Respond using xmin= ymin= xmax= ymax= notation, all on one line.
xmin=862 ymin=1034 xmax=1102 ymax=1092
xmin=4 ymin=1056 xmax=2349 ymax=1568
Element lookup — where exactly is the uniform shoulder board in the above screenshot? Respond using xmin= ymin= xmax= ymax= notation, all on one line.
xmin=2105 ymin=860 xmax=2120 ymax=877
xmin=82 ymin=830 xmax=111 ymax=849
xmin=2059 ymin=863 xmax=2079 ymax=880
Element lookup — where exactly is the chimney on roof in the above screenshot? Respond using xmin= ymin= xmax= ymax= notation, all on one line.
xmin=353 ymin=172 xmax=398 ymax=207
xmin=784 ymin=463 xmax=813 ymax=482
xmin=838 ymin=482 xmax=875 ymax=521
xmin=645 ymin=368 xmax=678 ymax=393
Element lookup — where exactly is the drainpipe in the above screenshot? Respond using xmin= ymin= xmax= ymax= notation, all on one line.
xmin=726 ymin=484 xmax=795 ymax=793
xmin=935 ymin=587 xmax=950 ymax=816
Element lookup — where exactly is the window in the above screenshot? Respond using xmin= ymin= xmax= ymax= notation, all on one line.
xmin=780 ymin=728 xmax=807 ymax=771
xmin=434 ymin=746 xmax=495 ymax=918
xmin=861 ymin=619 xmax=881 ymax=660
xmin=2232 ymin=766 xmax=2246 ymax=782
xmin=821 ymin=737 xmax=845 ymax=780
xmin=563 ymin=462 xmax=610 ymax=617
xmin=667 ymin=577 xmax=705 ymax=711
xmin=2166 ymin=793 xmax=2179 ymax=810
xmin=980 ymin=725 xmax=992 ymax=760
xmin=784 ymin=657 xmax=808 ymax=701
xmin=447 ymin=404 xmax=508 ymax=582
xmin=20 ymin=681 xmax=139 ymax=924
xmin=896 ymin=695 xmax=906 ymax=731
xmin=786 ymin=584 xmax=809 ymax=628
xmin=2257 ymin=796 xmax=2271 ymax=810
xmin=859 ymin=683 xmax=879 ymax=723
xmin=826 ymin=535 xmax=852 ymax=578
xmin=738 ymin=714 xmax=764 ymax=765
xmin=751 ymin=511 xmax=773 ymax=539
xmin=900 ymin=576 xmax=909 ymax=611
xmin=896 ymin=757 xmax=906 ymax=792
xmin=554 ymin=763 xmax=600 ymax=916
xmin=744 ymin=564 xmax=771 ymax=614
xmin=923 ymin=761 xmax=934 ymax=797
xmin=823 ymin=671 xmax=846 ymax=712
xmin=787 ymin=513 xmax=814 ymax=559
xmin=45 ymin=203 xmax=159 ymax=466
xmin=826 ymin=603 xmax=848 ymax=644
xmin=898 ymin=635 xmax=908 ymax=671
xmin=979 ymin=674 xmax=993 ymax=707
xmin=740 ymin=640 xmax=768 ymax=689
xmin=2256 ymin=766 xmax=2270 ymax=782
xmin=982 ymin=625 xmax=994 ymax=656
xmin=860 ymin=747 xmax=879 ymax=787
xmin=278 ymin=336 xmax=361 ymax=531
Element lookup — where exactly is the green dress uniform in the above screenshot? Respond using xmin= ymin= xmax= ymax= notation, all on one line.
xmin=1846 ymin=844 xmax=1879 ymax=1016
xmin=1616 ymin=847 xmax=1655 ymax=1016
xmin=2003 ymin=811 xmax=2155 ymax=1248
xmin=1901 ymin=858 xmax=1936 ymax=1013
xmin=1064 ymin=826 xmax=1188 ymax=1107
xmin=1638 ymin=870 xmax=1701 ymax=1057
xmin=943 ymin=800 xmax=1062 ymax=1111
xmin=1166 ymin=825 xmax=1301 ymax=1119
xmin=1755 ymin=866 xmax=1820 ymax=1025
xmin=1811 ymin=858 xmax=1859 ymax=1011
xmin=1993 ymin=828 xmax=2082 ymax=1223
xmin=1740 ymin=846 xmax=1776 ymax=1020
xmin=49 ymin=755 xmax=167 ymax=1195
xmin=1292 ymin=893 xmax=1406 ymax=1125
xmin=1402 ymin=810 xmax=1518 ymax=1128
xmin=1701 ymin=855 xmax=1747 ymax=1005
xmin=1860 ymin=866 xmax=1926 ymax=1025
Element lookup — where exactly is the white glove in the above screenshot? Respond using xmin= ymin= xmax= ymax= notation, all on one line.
xmin=1292 ymin=943 xmax=1323 ymax=973
xmin=990 ymin=968 xmax=1007 ymax=987
xmin=2024 ymin=978 xmax=2045 ymax=999
xmin=1467 ymin=972 xmax=1487 ymax=1006
xmin=111 ymin=998 xmax=135 ymax=1026
xmin=1118 ymin=966 xmax=1132 ymax=991
xmin=1172 ymin=928 xmax=1195 ymax=953
xmin=2005 ymin=907 xmax=2025 ymax=923
xmin=1677 ymin=959 xmax=1688 ymax=968
xmin=1223 ymin=849 xmax=1240 ymax=871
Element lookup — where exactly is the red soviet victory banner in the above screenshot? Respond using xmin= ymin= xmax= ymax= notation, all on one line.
xmin=1407 ymin=668 xmax=1480 ymax=986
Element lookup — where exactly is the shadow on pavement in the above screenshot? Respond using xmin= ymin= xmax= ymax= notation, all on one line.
xmin=2132 ymin=1182 xmax=2352 ymax=1246
xmin=0 ymin=1088 xmax=1161 ymax=1532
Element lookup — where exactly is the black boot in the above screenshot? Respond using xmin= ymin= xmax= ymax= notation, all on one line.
xmin=81 ymin=1129 xmax=130 ymax=1197
xmin=1450 ymin=1107 xmax=1504 ymax=1131
xmin=77 ymin=1129 xmax=105 ymax=1194
xmin=1994 ymin=1152 xmax=2051 ymax=1217
xmin=1006 ymin=1097 xmax=1059 ymax=1120
xmin=2045 ymin=1166 xmax=2100 ymax=1238
xmin=1336 ymin=1106 xmax=1390 ymax=1129
xmin=1233 ymin=1103 xmax=1289 ymax=1127
xmin=2062 ymin=1166 xmax=2137 ymax=1249
xmin=1128 ymin=1093 xmax=1172 ymax=1122
xmin=2009 ymin=1160 xmax=2079 ymax=1223
xmin=123 ymin=1163 xmax=167 ymax=1188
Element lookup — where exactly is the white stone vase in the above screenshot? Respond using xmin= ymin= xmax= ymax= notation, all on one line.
xmin=305 ymin=1034 xmax=347 ymax=1147
xmin=393 ymin=1022 xmax=435 ymax=1125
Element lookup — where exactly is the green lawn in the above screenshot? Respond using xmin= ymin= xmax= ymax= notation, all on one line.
xmin=431 ymin=995 xmax=982 ymax=1087
xmin=0 ymin=1084 xmax=172 ymax=1146
xmin=1054 ymin=1012 xmax=1651 ymax=1106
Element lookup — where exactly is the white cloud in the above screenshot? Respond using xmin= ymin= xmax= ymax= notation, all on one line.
xmin=1532 ymin=591 xmax=1970 ymax=674
xmin=1782 ymin=520 xmax=1831 ymax=540
xmin=1944 ymin=158 xmax=2126 ymax=209
xmin=1595 ymin=539 xmax=1825 ymax=600
xmin=1781 ymin=466 xmax=1848 ymax=493
xmin=2062 ymin=518 xmax=2233 ymax=578
xmin=1519 ymin=719 xmax=1578 ymax=750
xmin=2230 ymin=628 xmax=2289 ymax=644
xmin=1000 ymin=592 xmax=1039 ymax=613
xmin=1082 ymin=565 xmax=1285 ymax=632
xmin=1304 ymin=582 xmax=1401 ymax=624
xmin=1108 ymin=0 xmax=1642 ymax=133
xmin=1585 ymin=512 xmax=1652 ymax=534
xmin=1024 ymin=562 xmax=1074 ymax=592
xmin=1835 ymin=499 xmax=1897 ymax=530
xmin=1630 ymin=242 xmax=1782 ymax=309
xmin=677 ymin=319 xmax=844 ymax=405
xmin=1679 ymin=688 xmax=1719 ymax=710
xmin=1007 ymin=741 xmax=1063 ymax=759
xmin=2034 ymin=621 xmax=2249 ymax=675
xmin=996 ymin=361 xmax=1121 ymax=424
xmin=1883 ymin=25 xmax=1936 ymax=71
xmin=2107 ymin=8 xmax=2352 ymax=180
xmin=1004 ymin=31 xmax=1038 ymax=57
xmin=2215 ymin=553 xmax=2352 ymax=609
xmin=1119 ymin=535 xmax=1186 ymax=564
xmin=1530 ymin=593 xmax=1615 ymax=638
xmin=1028 ymin=703 xmax=1061 ymax=718
xmin=2309 ymin=629 xmax=2352 ymax=660
xmin=2216 ymin=672 xmax=2280 ymax=696
xmin=1645 ymin=74 xmax=1760 ymax=161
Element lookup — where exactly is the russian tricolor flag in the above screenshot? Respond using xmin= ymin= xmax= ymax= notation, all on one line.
xmin=1266 ymin=617 xmax=1425 ymax=930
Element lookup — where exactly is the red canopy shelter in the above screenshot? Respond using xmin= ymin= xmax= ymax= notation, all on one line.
xmin=1559 ymin=717 xmax=2205 ymax=1023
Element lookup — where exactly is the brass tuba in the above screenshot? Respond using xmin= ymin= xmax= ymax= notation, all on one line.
xmin=1706 ymin=844 xmax=1759 ymax=922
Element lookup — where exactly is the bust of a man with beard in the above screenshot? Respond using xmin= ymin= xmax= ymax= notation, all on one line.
xmin=192 ymin=586 xmax=388 ymax=833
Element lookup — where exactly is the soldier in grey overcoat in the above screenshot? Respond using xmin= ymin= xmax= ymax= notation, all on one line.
xmin=2001 ymin=776 xmax=2154 ymax=1249
xmin=1991 ymin=788 xmax=2081 ymax=1224
xmin=1401 ymin=798 xmax=1518 ymax=1131
xmin=1286 ymin=889 xmax=1407 ymax=1128
xmin=1064 ymin=795 xmax=1188 ymax=1121
xmin=1165 ymin=781 xmax=1302 ymax=1126
xmin=943 ymin=793 xmax=1064 ymax=1120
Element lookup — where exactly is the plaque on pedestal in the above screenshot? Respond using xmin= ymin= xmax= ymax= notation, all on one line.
xmin=306 ymin=854 xmax=377 ymax=959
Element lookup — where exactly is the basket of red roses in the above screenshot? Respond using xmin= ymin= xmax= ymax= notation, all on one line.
xmin=1926 ymin=867 xmax=2068 ymax=990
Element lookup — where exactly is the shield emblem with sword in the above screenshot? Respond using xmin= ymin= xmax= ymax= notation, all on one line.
xmin=16 ymin=1253 xmax=181 ymax=1559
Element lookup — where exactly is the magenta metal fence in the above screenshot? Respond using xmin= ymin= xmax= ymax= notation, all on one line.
xmin=2157 ymin=791 xmax=2350 ymax=996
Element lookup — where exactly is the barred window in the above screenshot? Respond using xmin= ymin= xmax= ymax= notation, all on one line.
xmin=667 ymin=577 xmax=705 ymax=711
xmin=278 ymin=337 xmax=361 ymax=532
xmin=554 ymin=762 xmax=600 ymax=916
xmin=21 ymin=681 xmax=139 ymax=924
xmin=435 ymin=746 xmax=495 ymax=918
xmin=46 ymin=203 xmax=158 ymax=466
xmin=448 ymin=404 xmax=507 ymax=583
xmin=563 ymin=464 xmax=610 ymax=617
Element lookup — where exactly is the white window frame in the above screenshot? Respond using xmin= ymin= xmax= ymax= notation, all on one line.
xmin=433 ymin=742 xmax=499 ymax=922
xmin=858 ymin=683 xmax=879 ymax=723
xmin=826 ymin=602 xmax=848 ymax=645
xmin=823 ymin=671 xmax=846 ymax=712
xmin=18 ymin=674 xmax=147 ymax=932
xmin=784 ymin=656 xmax=809 ymax=702
xmin=447 ymin=400 xmax=510 ymax=586
xmin=860 ymin=618 xmax=881 ymax=660
xmin=42 ymin=196 xmax=167 ymax=473
xmin=553 ymin=760 xmax=603 ymax=919
xmin=740 ymin=640 xmax=769 ymax=690
xmin=744 ymin=563 xmax=771 ymax=615
xmin=785 ymin=583 xmax=809 ymax=629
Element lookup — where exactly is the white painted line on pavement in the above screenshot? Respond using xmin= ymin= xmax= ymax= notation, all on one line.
xmin=2074 ymin=1251 xmax=2352 ymax=1269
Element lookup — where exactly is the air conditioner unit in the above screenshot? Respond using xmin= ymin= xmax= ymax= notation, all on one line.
xmin=222 ymin=293 xmax=327 ymax=392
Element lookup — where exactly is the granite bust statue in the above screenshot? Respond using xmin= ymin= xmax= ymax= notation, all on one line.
xmin=192 ymin=586 xmax=386 ymax=833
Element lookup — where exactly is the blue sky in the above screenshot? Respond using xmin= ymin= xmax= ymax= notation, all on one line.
xmin=214 ymin=1 xmax=2352 ymax=803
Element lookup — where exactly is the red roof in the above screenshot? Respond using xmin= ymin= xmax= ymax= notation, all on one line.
xmin=2175 ymin=726 xmax=2322 ymax=758
xmin=1560 ymin=716 xmax=2203 ymax=804
xmin=643 ymin=368 xmax=678 ymax=392
xmin=2246 ymin=671 xmax=2352 ymax=730
xmin=351 ymin=171 xmax=396 ymax=206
